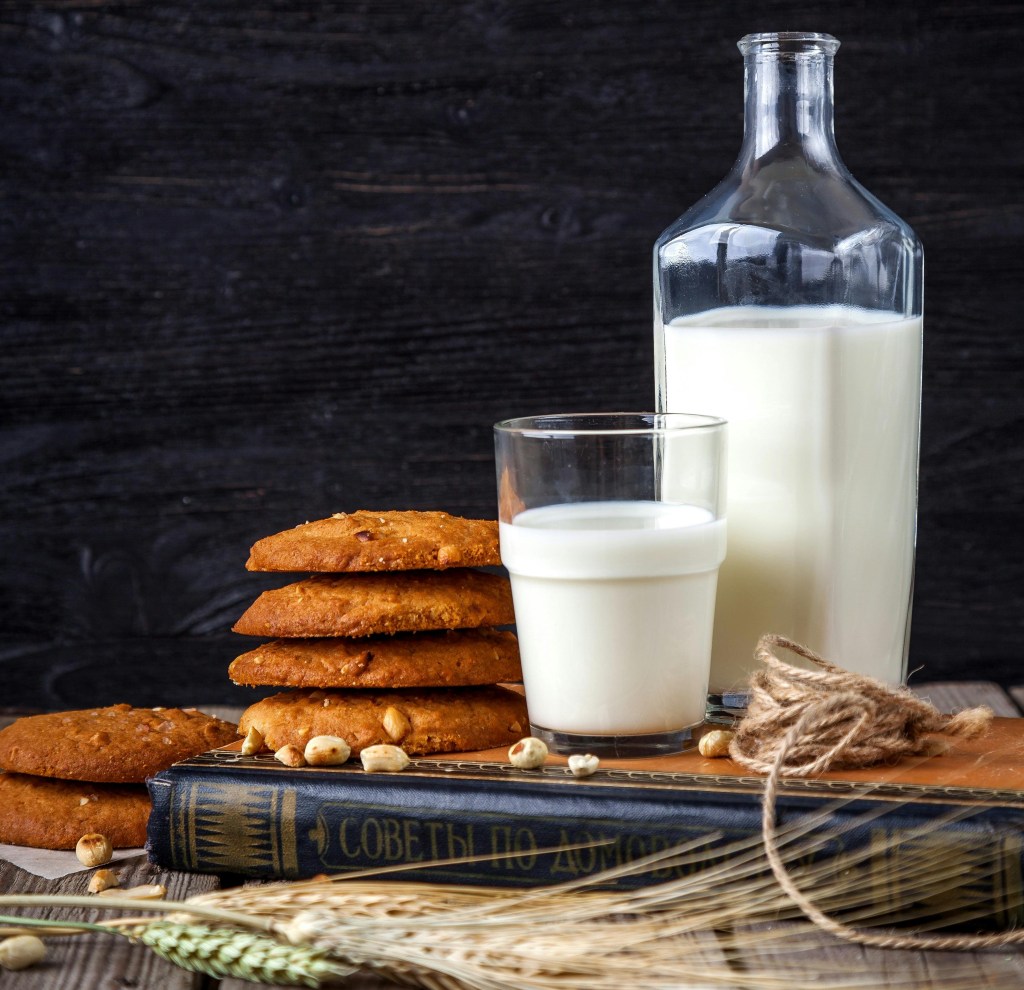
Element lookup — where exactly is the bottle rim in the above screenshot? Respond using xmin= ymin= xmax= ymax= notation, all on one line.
xmin=737 ymin=32 xmax=840 ymax=57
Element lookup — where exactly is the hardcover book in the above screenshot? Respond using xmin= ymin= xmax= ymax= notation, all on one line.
xmin=147 ymin=717 xmax=1024 ymax=926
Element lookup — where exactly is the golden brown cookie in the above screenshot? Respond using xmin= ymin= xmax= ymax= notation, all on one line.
xmin=238 ymin=685 xmax=529 ymax=756
xmin=246 ymin=510 xmax=501 ymax=572
xmin=0 ymin=705 xmax=238 ymax=784
xmin=0 ymin=772 xmax=151 ymax=849
xmin=229 ymin=629 xmax=522 ymax=689
xmin=233 ymin=570 xmax=515 ymax=638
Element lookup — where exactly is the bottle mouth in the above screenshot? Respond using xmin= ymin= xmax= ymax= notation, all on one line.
xmin=738 ymin=32 xmax=840 ymax=57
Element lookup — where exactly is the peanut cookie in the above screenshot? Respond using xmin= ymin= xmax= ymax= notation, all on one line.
xmin=238 ymin=685 xmax=529 ymax=756
xmin=0 ymin=772 xmax=150 ymax=849
xmin=246 ymin=510 xmax=501 ymax=572
xmin=0 ymin=705 xmax=238 ymax=784
xmin=229 ymin=629 xmax=522 ymax=689
xmin=233 ymin=570 xmax=515 ymax=638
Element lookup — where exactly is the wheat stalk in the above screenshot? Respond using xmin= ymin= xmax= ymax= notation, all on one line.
xmin=133 ymin=920 xmax=355 ymax=987
xmin=0 ymin=802 xmax=1019 ymax=990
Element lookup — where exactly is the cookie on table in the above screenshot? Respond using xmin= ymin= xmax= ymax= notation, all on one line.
xmin=232 ymin=570 xmax=515 ymax=638
xmin=0 ymin=704 xmax=238 ymax=784
xmin=0 ymin=772 xmax=150 ymax=849
xmin=229 ymin=629 xmax=522 ymax=689
xmin=246 ymin=510 xmax=501 ymax=573
xmin=238 ymin=685 xmax=529 ymax=756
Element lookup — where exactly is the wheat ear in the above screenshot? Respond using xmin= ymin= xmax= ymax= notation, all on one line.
xmin=132 ymin=921 xmax=355 ymax=987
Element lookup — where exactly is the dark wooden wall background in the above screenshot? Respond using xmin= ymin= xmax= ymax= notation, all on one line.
xmin=1 ymin=1 xmax=1021 ymax=708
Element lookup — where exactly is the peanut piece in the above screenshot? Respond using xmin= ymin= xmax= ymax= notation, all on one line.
xmin=98 ymin=883 xmax=166 ymax=900
xmin=304 ymin=735 xmax=351 ymax=766
xmin=0 ymin=935 xmax=46 ymax=971
xmin=88 ymin=868 xmax=119 ymax=893
xmin=240 ymin=726 xmax=265 ymax=756
xmin=275 ymin=744 xmax=307 ymax=768
xmin=76 ymin=832 xmax=113 ymax=868
xmin=382 ymin=706 xmax=411 ymax=743
xmin=360 ymin=744 xmax=410 ymax=773
xmin=568 ymin=753 xmax=600 ymax=777
xmin=508 ymin=736 xmax=548 ymax=769
xmin=698 ymin=729 xmax=735 ymax=759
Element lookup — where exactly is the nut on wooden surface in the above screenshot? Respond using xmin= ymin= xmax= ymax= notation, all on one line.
xmin=75 ymin=832 xmax=113 ymax=867
xmin=0 ymin=935 xmax=46 ymax=971
xmin=698 ymin=729 xmax=735 ymax=759
xmin=304 ymin=734 xmax=351 ymax=766
xmin=508 ymin=736 xmax=548 ymax=769
xmin=360 ymin=744 xmax=410 ymax=773
xmin=88 ymin=868 xmax=119 ymax=893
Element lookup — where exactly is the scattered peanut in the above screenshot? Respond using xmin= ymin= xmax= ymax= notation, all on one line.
xmin=568 ymin=753 xmax=600 ymax=777
xmin=75 ymin=832 xmax=113 ymax=868
xmin=98 ymin=883 xmax=166 ymax=900
xmin=698 ymin=729 xmax=735 ymax=759
xmin=240 ymin=726 xmax=265 ymax=756
xmin=304 ymin=735 xmax=351 ymax=766
xmin=275 ymin=744 xmax=307 ymax=768
xmin=382 ymin=706 xmax=411 ymax=743
xmin=508 ymin=736 xmax=548 ymax=769
xmin=360 ymin=744 xmax=410 ymax=773
xmin=88 ymin=868 xmax=119 ymax=893
xmin=0 ymin=935 xmax=46 ymax=971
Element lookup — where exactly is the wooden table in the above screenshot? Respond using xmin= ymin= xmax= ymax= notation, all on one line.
xmin=3 ymin=683 xmax=1024 ymax=989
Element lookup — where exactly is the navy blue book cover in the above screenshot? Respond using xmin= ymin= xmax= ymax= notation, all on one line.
xmin=147 ymin=720 xmax=1024 ymax=927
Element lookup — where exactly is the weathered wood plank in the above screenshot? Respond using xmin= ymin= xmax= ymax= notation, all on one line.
xmin=1010 ymin=686 xmax=1024 ymax=713
xmin=911 ymin=681 xmax=1023 ymax=717
xmin=219 ymin=972 xmax=400 ymax=990
xmin=0 ymin=857 xmax=219 ymax=989
xmin=731 ymin=921 xmax=1024 ymax=988
xmin=0 ymin=0 xmax=1021 ymax=706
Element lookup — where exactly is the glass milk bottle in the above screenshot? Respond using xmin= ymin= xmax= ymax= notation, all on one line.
xmin=654 ymin=32 xmax=923 ymax=706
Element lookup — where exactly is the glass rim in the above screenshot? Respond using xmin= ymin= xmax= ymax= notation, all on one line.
xmin=737 ymin=32 xmax=840 ymax=56
xmin=494 ymin=411 xmax=727 ymax=438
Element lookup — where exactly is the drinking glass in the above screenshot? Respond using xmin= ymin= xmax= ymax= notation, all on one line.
xmin=494 ymin=412 xmax=726 ymax=757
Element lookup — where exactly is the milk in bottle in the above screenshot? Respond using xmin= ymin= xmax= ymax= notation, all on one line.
xmin=654 ymin=33 xmax=923 ymax=698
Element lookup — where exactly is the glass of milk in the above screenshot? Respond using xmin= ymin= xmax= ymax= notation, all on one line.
xmin=494 ymin=412 xmax=726 ymax=757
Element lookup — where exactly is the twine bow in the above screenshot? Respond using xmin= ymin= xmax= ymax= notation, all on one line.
xmin=730 ymin=634 xmax=992 ymax=777
xmin=733 ymin=634 xmax=1024 ymax=952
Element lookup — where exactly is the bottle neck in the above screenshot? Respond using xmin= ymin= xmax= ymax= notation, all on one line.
xmin=739 ymin=46 xmax=840 ymax=167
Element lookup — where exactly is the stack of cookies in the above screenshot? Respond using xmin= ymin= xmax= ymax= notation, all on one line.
xmin=230 ymin=510 xmax=529 ymax=757
xmin=0 ymin=705 xmax=237 ymax=849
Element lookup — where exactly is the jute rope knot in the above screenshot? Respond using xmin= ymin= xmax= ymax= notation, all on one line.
xmin=731 ymin=634 xmax=1023 ymax=952
xmin=730 ymin=635 xmax=993 ymax=777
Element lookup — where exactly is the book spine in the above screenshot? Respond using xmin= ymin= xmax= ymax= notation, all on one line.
xmin=146 ymin=765 xmax=1024 ymax=930
xmin=148 ymin=768 xmax=756 ymax=885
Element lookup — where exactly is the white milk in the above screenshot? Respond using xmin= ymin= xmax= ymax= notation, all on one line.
xmin=499 ymin=501 xmax=727 ymax=735
xmin=661 ymin=306 xmax=922 ymax=693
